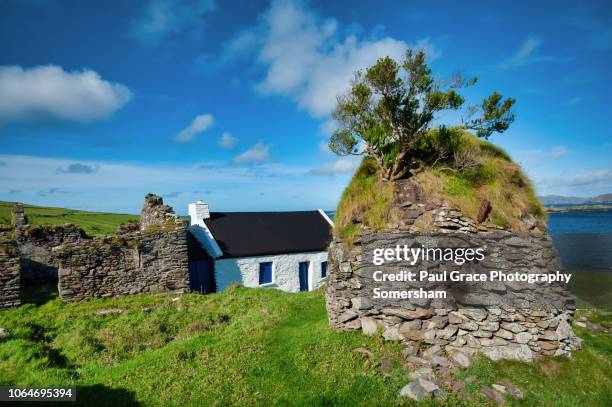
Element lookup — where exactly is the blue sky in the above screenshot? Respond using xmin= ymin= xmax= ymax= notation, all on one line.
xmin=0 ymin=0 xmax=611 ymax=214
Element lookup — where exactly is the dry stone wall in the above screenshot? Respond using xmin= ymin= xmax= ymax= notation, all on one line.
xmin=16 ymin=223 xmax=87 ymax=285
xmin=56 ymin=227 xmax=190 ymax=301
xmin=0 ymin=194 xmax=191 ymax=307
xmin=140 ymin=193 xmax=183 ymax=231
xmin=0 ymin=228 xmax=20 ymax=308
xmin=326 ymin=178 xmax=580 ymax=362
xmin=56 ymin=194 xmax=189 ymax=301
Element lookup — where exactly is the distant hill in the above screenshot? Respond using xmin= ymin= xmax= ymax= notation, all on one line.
xmin=0 ymin=201 xmax=138 ymax=236
xmin=539 ymin=194 xmax=612 ymax=205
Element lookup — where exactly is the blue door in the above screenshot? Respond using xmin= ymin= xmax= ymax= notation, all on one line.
xmin=188 ymin=260 xmax=215 ymax=293
xmin=298 ymin=262 xmax=309 ymax=292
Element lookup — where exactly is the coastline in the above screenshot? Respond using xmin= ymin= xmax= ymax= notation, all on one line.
xmin=546 ymin=204 xmax=612 ymax=213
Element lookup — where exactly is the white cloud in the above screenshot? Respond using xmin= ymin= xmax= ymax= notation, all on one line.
xmin=535 ymin=168 xmax=612 ymax=195
xmin=0 ymin=65 xmax=131 ymax=125
xmin=225 ymin=30 xmax=258 ymax=53
xmin=565 ymin=96 xmax=584 ymax=106
xmin=410 ymin=37 xmax=442 ymax=62
xmin=310 ymin=157 xmax=360 ymax=176
xmin=233 ymin=142 xmax=272 ymax=165
xmin=508 ymin=35 xmax=541 ymax=66
xmin=520 ymin=145 xmax=571 ymax=160
xmin=175 ymin=114 xmax=215 ymax=142
xmin=195 ymin=29 xmax=259 ymax=74
xmin=131 ymin=0 xmax=216 ymax=47
xmin=319 ymin=140 xmax=332 ymax=154
xmin=253 ymin=0 xmax=439 ymax=118
xmin=218 ymin=131 xmax=238 ymax=149
xmin=319 ymin=118 xmax=337 ymax=136
xmin=499 ymin=34 xmax=569 ymax=69
xmin=0 ymin=154 xmax=352 ymax=212
xmin=550 ymin=146 xmax=570 ymax=158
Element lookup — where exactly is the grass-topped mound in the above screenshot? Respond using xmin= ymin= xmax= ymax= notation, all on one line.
xmin=334 ymin=130 xmax=545 ymax=241
xmin=328 ymin=49 xmax=548 ymax=242
xmin=416 ymin=131 xmax=545 ymax=231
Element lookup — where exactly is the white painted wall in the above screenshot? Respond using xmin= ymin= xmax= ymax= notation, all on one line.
xmin=188 ymin=201 xmax=223 ymax=258
xmin=215 ymin=251 xmax=328 ymax=292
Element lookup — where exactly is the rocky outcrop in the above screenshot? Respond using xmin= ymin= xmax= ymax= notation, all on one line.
xmin=0 ymin=227 xmax=20 ymax=308
xmin=326 ymin=178 xmax=579 ymax=361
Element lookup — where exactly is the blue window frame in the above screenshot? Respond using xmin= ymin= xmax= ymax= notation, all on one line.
xmin=321 ymin=261 xmax=328 ymax=278
xmin=259 ymin=262 xmax=273 ymax=285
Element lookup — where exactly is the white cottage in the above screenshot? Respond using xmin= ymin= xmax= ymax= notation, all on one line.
xmin=187 ymin=200 xmax=333 ymax=293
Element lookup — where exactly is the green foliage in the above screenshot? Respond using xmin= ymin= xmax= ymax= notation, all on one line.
xmin=330 ymin=49 xmax=516 ymax=180
xmin=0 ymin=201 xmax=139 ymax=236
xmin=465 ymin=92 xmax=516 ymax=139
xmin=443 ymin=175 xmax=473 ymax=197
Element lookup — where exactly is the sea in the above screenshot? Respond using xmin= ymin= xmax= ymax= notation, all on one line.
xmin=325 ymin=209 xmax=612 ymax=272
xmin=548 ymin=210 xmax=612 ymax=272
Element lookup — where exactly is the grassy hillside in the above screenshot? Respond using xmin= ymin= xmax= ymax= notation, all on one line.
xmin=0 ymin=286 xmax=610 ymax=406
xmin=0 ymin=201 xmax=139 ymax=236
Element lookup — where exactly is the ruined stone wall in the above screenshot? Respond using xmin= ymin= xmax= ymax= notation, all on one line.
xmin=140 ymin=193 xmax=183 ymax=232
xmin=325 ymin=179 xmax=579 ymax=362
xmin=16 ymin=223 xmax=87 ymax=285
xmin=0 ymin=195 xmax=191 ymax=307
xmin=0 ymin=228 xmax=20 ymax=308
xmin=56 ymin=195 xmax=190 ymax=302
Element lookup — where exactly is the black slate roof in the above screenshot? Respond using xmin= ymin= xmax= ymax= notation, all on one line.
xmin=203 ymin=211 xmax=332 ymax=258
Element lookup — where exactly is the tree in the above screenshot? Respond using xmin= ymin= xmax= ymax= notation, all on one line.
xmin=329 ymin=50 xmax=516 ymax=181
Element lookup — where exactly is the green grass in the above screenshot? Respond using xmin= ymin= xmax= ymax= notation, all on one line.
xmin=333 ymin=158 xmax=400 ymax=244
xmin=417 ymin=132 xmax=545 ymax=233
xmin=459 ymin=308 xmax=612 ymax=407
xmin=0 ymin=285 xmax=610 ymax=406
xmin=0 ymin=201 xmax=139 ymax=236
xmin=0 ymin=287 xmax=415 ymax=406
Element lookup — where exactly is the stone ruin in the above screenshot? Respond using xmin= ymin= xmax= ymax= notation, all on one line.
xmin=140 ymin=193 xmax=184 ymax=231
xmin=326 ymin=178 xmax=580 ymax=362
xmin=0 ymin=227 xmax=20 ymax=308
xmin=0 ymin=194 xmax=190 ymax=307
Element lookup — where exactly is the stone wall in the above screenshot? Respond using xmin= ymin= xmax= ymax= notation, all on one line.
xmin=55 ymin=195 xmax=190 ymax=301
xmin=140 ymin=193 xmax=183 ymax=231
xmin=325 ymin=178 xmax=580 ymax=362
xmin=0 ymin=228 xmax=20 ymax=308
xmin=16 ymin=223 xmax=87 ymax=286
xmin=0 ymin=194 xmax=191 ymax=306
xmin=57 ymin=227 xmax=190 ymax=301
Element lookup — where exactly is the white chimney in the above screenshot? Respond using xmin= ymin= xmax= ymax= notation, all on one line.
xmin=188 ymin=200 xmax=210 ymax=225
